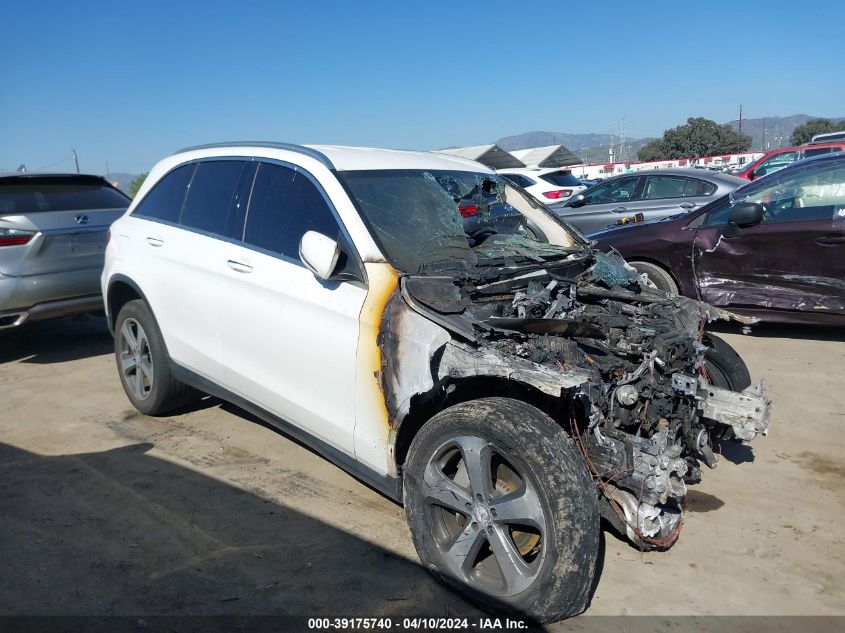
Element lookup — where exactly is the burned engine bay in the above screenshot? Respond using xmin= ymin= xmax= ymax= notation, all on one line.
xmin=383 ymin=242 xmax=772 ymax=549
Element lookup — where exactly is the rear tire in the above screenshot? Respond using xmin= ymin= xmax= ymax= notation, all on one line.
xmin=403 ymin=397 xmax=599 ymax=622
xmin=629 ymin=261 xmax=679 ymax=295
xmin=702 ymin=332 xmax=751 ymax=391
xmin=114 ymin=299 xmax=194 ymax=415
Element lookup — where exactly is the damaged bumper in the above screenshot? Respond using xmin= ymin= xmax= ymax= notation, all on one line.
xmin=696 ymin=378 xmax=771 ymax=442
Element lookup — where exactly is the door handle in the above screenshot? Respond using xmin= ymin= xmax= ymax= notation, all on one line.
xmin=610 ymin=206 xmax=628 ymax=213
xmin=145 ymin=236 xmax=164 ymax=247
xmin=679 ymin=202 xmax=697 ymax=210
xmin=226 ymin=259 xmax=253 ymax=273
xmin=815 ymin=235 xmax=845 ymax=246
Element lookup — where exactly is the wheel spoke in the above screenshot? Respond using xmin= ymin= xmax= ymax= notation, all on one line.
xmin=139 ymin=357 xmax=154 ymax=386
xmin=424 ymin=463 xmax=472 ymax=514
xmin=490 ymin=483 xmax=544 ymax=530
xmin=487 ymin=524 xmax=534 ymax=594
xmin=136 ymin=329 xmax=149 ymax=356
xmin=133 ymin=362 xmax=145 ymax=397
xmin=454 ymin=436 xmax=492 ymax=502
xmin=120 ymin=353 xmax=136 ymax=374
xmin=120 ymin=321 xmax=137 ymax=352
xmin=442 ymin=524 xmax=486 ymax=577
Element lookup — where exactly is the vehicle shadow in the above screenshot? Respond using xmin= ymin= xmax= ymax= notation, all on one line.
xmin=0 ymin=316 xmax=113 ymax=364
xmin=0 ymin=442 xmax=561 ymax=627
xmin=708 ymin=320 xmax=845 ymax=342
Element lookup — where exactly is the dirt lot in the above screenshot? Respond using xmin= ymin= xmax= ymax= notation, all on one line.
xmin=1 ymin=316 xmax=844 ymax=624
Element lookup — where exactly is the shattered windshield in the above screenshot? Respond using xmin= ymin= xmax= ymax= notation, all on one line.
xmin=338 ymin=169 xmax=584 ymax=274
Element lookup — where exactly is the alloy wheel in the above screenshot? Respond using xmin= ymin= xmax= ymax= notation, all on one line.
xmin=118 ymin=317 xmax=154 ymax=400
xmin=422 ymin=435 xmax=547 ymax=597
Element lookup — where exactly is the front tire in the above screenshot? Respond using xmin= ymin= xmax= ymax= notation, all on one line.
xmin=629 ymin=261 xmax=679 ymax=295
xmin=403 ymin=398 xmax=599 ymax=622
xmin=114 ymin=299 xmax=194 ymax=415
xmin=702 ymin=332 xmax=751 ymax=391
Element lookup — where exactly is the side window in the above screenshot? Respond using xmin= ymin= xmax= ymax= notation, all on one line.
xmin=803 ymin=147 xmax=833 ymax=159
xmin=683 ymin=179 xmax=717 ymax=197
xmin=132 ymin=163 xmax=195 ymax=223
xmin=582 ymin=177 xmax=639 ymax=204
xmin=642 ymin=176 xmax=686 ymax=200
xmin=180 ymin=160 xmax=256 ymax=239
xmin=244 ymin=163 xmax=340 ymax=259
xmin=754 ymin=151 xmax=797 ymax=177
xmin=706 ymin=161 xmax=845 ymax=226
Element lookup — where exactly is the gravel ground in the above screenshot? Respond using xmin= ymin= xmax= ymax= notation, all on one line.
xmin=1 ymin=316 xmax=843 ymax=625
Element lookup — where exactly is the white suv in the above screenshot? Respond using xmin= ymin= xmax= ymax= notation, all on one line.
xmin=497 ymin=168 xmax=587 ymax=207
xmin=103 ymin=142 xmax=770 ymax=622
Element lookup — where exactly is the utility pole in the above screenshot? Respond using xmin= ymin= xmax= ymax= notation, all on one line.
xmin=105 ymin=161 xmax=111 ymax=180
xmin=738 ymin=104 xmax=743 ymax=134
xmin=72 ymin=149 xmax=80 ymax=174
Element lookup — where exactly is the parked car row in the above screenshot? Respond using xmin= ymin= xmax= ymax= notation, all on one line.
xmin=590 ymin=152 xmax=845 ymax=326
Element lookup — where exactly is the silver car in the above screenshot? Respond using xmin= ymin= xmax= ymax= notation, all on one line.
xmin=551 ymin=168 xmax=745 ymax=234
xmin=0 ymin=173 xmax=129 ymax=330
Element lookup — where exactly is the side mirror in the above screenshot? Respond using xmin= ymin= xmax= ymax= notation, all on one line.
xmin=568 ymin=194 xmax=587 ymax=208
xmin=747 ymin=170 xmax=756 ymax=180
xmin=299 ymin=230 xmax=340 ymax=280
xmin=728 ymin=202 xmax=764 ymax=229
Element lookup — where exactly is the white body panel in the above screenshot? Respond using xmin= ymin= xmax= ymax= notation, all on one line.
xmin=103 ymin=143 xmax=493 ymax=481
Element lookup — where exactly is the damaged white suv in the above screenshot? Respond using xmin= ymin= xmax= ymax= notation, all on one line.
xmin=102 ymin=143 xmax=771 ymax=622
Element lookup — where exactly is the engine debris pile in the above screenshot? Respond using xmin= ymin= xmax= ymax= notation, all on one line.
xmin=406 ymin=248 xmax=771 ymax=548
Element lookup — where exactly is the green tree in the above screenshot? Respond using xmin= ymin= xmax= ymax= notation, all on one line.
xmin=129 ymin=172 xmax=148 ymax=198
xmin=637 ymin=117 xmax=752 ymax=162
xmin=637 ymin=139 xmax=668 ymax=162
xmin=790 ymin=118 xmax=845 ymax=145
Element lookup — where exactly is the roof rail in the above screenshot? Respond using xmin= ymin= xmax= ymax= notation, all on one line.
xmin=174 ymin=141 xmax=334 ymax=169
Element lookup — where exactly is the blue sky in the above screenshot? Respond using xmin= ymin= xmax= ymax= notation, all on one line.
xmin=3 ymin=0 xmax=844 ymax=174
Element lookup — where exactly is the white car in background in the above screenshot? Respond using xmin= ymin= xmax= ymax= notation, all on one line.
xmin=497 ymin=168 xmax=587 ymax=207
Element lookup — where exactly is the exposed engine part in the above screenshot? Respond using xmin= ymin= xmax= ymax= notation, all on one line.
xmin=386 ymin=248 xmax=773 ymax=550
xmin=602 ymin=484 xmax=682 ymax=548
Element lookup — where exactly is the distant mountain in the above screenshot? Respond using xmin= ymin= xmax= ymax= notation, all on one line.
xmin=724 ymin=114 xmax=845 ymax=150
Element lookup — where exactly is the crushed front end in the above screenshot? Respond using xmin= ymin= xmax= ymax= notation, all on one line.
xmin=394 ymin=243 xmax=771 ymax=549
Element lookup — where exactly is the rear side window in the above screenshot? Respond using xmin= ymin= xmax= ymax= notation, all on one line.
xmin=180 ymin=161 xmax=256 ymax=239
xmin=502 ymin=174 xmax=535 ymax=188
xmin=539 ymin=170 xmax=582 ymax=187
xmin=132 ymin=164 xmax=195 ymax=223
xmin=243 ymin=163 xmax=339 ymax=259
xmin=0 ymin=176 xmax=129 ymax=214
xmin=683 ymin=179 xmax=716 ymax=197
xmin=803 ymin=147 xmax=835 ymax=159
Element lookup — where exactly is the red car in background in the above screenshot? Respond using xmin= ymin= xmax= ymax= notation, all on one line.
xmin=735 ymin=141 xmax=845 ymax=180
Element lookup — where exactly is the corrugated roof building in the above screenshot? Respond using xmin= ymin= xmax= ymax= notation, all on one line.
xmin=509 ymin=145 xmax=581 ymax=168
xmin=435 ymin=144 xmax=525 ymax=169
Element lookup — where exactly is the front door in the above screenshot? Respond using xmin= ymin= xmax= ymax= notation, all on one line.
xmin=217 ymin=161 xmax=366 ymax=456
xmin=693 ymin=158 xmax=845 ymax=315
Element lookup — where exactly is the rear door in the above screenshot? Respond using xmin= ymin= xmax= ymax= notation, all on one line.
xmin=0 ymin=175 xmax=128 ymax=277
xmin=635 ymin=175 xmax=717 ymax=220
xmin=125 ymin=159 xmax=255 ymax=380
xmin=693 ymin=159 xmax=845 ymax=315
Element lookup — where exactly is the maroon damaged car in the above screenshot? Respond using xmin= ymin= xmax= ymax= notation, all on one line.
xmin=589 ymin=153 xmax=845 ymax=325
